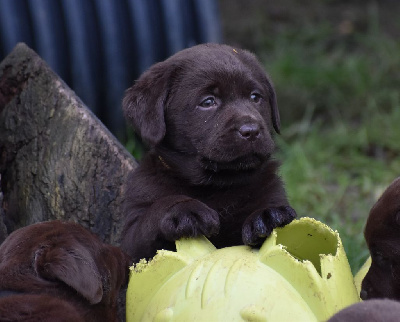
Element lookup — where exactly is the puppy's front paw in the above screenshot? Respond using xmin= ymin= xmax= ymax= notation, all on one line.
xmin=160 ymin=199 xmax=220 ymax=241
xmin=242 ymin=206 xmax=297 ymax=246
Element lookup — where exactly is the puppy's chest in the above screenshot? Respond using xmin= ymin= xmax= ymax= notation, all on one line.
xmin=194 ymin=188 xmax=259 ymax=218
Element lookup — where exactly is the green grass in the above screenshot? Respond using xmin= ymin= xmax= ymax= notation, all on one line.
xmin=266 ymin=24 xmax=400 ymax=125
xmin=277 ymin=106 xmax=400 ymax=273
xmin=273 ymin=69 xmax=400 ymax=273
xmin=124 ymin=127 xmax=145 ymax=161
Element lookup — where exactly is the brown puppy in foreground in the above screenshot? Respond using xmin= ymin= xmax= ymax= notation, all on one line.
xmin=0 ymin=221 xmax=130 ymax=322
xmin=121 ymin=43 xmax=296 ymax=262
xmin=361 ymin=177 xmax=400 ymax=300
xmin=328 ymin=299 xmax=400 ymax=322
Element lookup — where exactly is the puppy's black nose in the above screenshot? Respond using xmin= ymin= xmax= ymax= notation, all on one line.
xmin=360 ymin=289 xmax=368 ymax=300
xmin=238 ymin=124 xmax=260 ymax=141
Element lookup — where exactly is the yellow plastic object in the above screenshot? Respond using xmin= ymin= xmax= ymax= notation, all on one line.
xmin=354 ymin=256 xmax=371 ymax=294
xmin=126 ymin=217 xmax=360 ymax=321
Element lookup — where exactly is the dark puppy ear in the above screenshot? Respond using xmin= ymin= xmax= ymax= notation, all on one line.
xmin=123 ymin=62 xmax=173 ymax=146
xmin=266 ymin=81 xmax=281 ymax=134
xmin=395 ymin=211 xmax=400 ymax=226
xmin=34 ymin=245 xmax=103 ymax=304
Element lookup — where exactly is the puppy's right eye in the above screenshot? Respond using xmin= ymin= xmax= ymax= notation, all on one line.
xmin=250 ymin=92 xmax=262 ymax=103
xmin=199 ymin=97 xmax=216 ymax=108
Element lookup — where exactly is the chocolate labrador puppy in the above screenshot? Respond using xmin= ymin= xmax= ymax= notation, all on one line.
xmin=121 ymin=43 xmax=296 ymax=261
xmin=361 ymin=177 xmax=400 ymax=300
xmin=0 ymin=221 xmax=130 ymax=322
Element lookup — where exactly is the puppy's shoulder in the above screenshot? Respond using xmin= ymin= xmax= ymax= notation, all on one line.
xmin=125 ymin=152 xmax=180 ymax=199
xmin=129 ymin=153 xmax=170 ymax=179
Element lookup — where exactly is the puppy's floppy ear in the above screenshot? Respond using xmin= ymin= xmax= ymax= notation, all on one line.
xmin=34 ymin=244 xmax=103 ymax=304
xmin=266 ymin=80 xmax=281 ymax=134
xmin=123 ymin=62 xmax=174 ymax=146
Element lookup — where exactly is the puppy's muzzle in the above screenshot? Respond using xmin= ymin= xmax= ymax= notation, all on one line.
xmin=238 ymin=123 xmax=260 ymax=141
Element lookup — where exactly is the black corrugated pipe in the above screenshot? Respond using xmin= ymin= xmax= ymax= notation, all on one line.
xmin=0 ymin=0 xmax=221 ymax=137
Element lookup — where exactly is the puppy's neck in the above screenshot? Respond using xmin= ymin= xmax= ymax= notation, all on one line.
xmin=151 ymin=148 xmax=273 ymax=187
xmin=152 ymin=147 xmax=203 ymax=183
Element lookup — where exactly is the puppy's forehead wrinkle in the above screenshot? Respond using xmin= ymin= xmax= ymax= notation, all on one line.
xmin=172 ymin=49 xmax=266 ymax=92
xmin=178 ymin=68 xmax=254 ymax=95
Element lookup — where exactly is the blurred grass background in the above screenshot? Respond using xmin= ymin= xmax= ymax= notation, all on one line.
xmin=126 ymin=0 xmax=400 ymax=273
xmin=219 ymin=0 xmax=400 ymax=273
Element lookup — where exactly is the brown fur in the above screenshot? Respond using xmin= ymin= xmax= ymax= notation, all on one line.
xmin=361 ymin=177 xmax=400 ymax=300
xmin=0 ymin=294 xmax=85 ymax=322
xmin=0 ymin=221 xmax=131 ymax=322
xmin=121 ymin=43 xmax=296 ymax=262
xmin=328 ymin=299 xmax=400 ymax=322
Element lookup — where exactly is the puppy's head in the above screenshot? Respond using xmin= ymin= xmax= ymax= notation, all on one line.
xmin=361 ymin=177 xmax=400 ymax=300
xmin=123 ymin=44 xmax=280 ymax=178
xmin=0 ymin=221 xmax=130 ymax=314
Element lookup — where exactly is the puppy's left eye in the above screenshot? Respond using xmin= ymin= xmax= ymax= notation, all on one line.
xmin=250 ymin=93 xmax=262 ymax=103
xmin=200 ymin=97 xmax=217 ymax=108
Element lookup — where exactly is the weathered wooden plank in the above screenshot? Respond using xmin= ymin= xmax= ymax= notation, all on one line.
xmin=0 ymin=43 xmax=137 ymax=246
